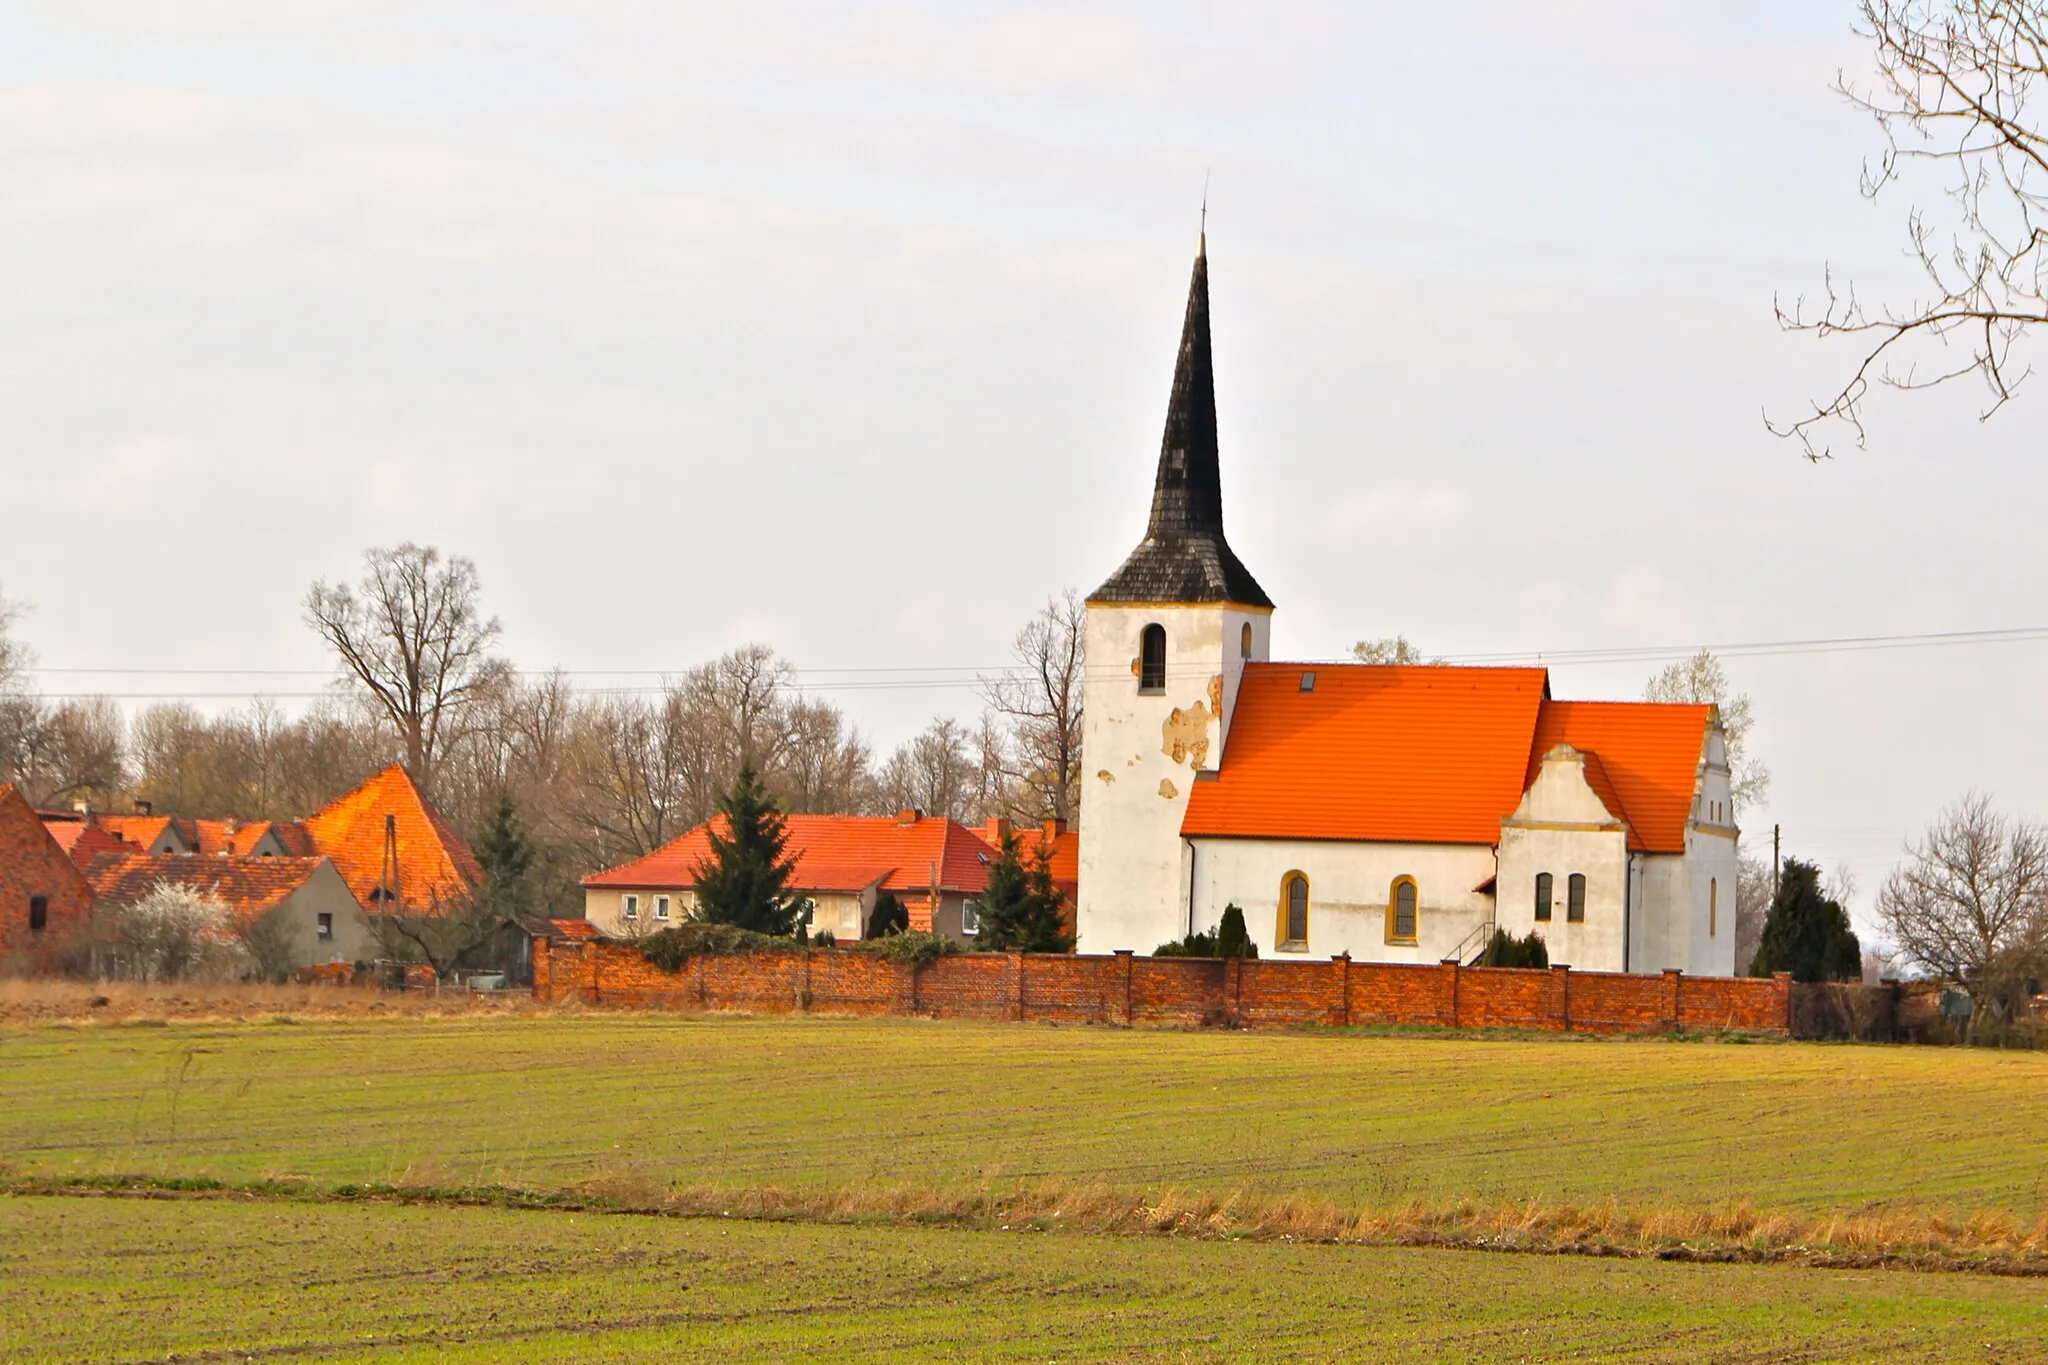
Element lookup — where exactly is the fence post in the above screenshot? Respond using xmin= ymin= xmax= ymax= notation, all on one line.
xmin=1774 ymin=971 xmax=1793 ymax=1034
xmin=800 ymin=950 xmax=812 ymax=1013
xmin=1663 ymin=968 xmax=1683 ymax=1031
xmin=1552 ymin=963 xmax=1571 ymax=1032
xmin=1013 ymin=950 xmax=1027 ymax=1022
xmin=1333 ymin=954 xmax=1351 ymax=1028
xmin=1441 ymin=959 xmax=1461 ymax=1028
xmin=1114 ymin=949 xmax=1134 ymax=1026
xmin=1881 ymin=977 xmax=1901 ymax=1042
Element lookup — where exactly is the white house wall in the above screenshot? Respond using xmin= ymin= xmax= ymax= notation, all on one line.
xmin=1493 ymin=747 xmax=1632 ymax=972
xmin=1186 ymin=837 xmax=1496 ymax=962
xmin=1076 ymin=602 xmax=1269 ymax=954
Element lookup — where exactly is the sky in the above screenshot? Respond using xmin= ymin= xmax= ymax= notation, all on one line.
xmin=3 ymin=1 xmax=2045 ymax=937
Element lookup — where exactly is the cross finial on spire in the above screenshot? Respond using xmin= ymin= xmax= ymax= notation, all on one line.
xmin=1200 ymin=170 xmax=1209 ymax=256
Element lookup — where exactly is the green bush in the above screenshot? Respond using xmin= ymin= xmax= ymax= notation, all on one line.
xmin=1478 ymin=929 xmax=1550 ymax=969
xmin=865 ymin=892 xmax=910 ymax=939
xmin=1216 ymin=904 xmax=1257 ymax=958
xmin=847 ymin=930 xmax=959 ymax=968
xmin=813 ymin=930 xmax=837 ymax=948
xmin=1154 ymin=931 xmax=1219 ymax=958
xmin=636 ymin=922 xmax=803 ymax=972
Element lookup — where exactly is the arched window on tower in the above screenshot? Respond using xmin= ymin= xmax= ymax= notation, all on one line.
xmin=1139 ymin=624 xmax=1166 ymax=692
xmin=1240 ymin=622 xmax=1253 ymax=658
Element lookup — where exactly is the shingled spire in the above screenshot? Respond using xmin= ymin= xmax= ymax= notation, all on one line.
xmin=1090 ymin=239 xmax=1272 ymax=608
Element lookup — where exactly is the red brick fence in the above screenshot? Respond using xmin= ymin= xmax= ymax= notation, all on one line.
xmin=532 ymin=937 xmax=1793 ymax=1035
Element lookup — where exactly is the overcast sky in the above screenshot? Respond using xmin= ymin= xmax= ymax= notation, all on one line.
xmin=4 ymin=2 xmax=2045 ymax=935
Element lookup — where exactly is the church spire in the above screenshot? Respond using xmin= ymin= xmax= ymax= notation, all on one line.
xmin=1090 ymin=239 xmax=1272 ymax=608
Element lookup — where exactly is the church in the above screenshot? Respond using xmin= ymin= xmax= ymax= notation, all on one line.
xmin=1074 ymin=241 xmax=1740 ymax=977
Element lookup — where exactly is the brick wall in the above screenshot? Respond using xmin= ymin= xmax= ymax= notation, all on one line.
xmin=0 ymin=786 xmax=96 ymax=972
xmin=531 ymin=938 xmax=1793 ymax=1036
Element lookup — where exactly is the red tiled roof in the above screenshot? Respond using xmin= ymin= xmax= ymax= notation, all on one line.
xmin=67 ymin=822 xmax=132 ymax=870
xmin=584 ymin=813 xmax=998 ymax=895
xmin=1181 ymin=664 xmax=1711 ymax=855
xmin=1527 ymin=701 xmax=1711 ymax=855
xmin=1183 ymin=665 xmax=1552 ymax=844
xmin=36 ymin=812 xmax=87 ymax=854
xmin=97 ymin=813 xmax=183 ymax=851
xmin=982 ymin=819 xmax=1080 ymax=898
xmin=186 ymin=818 xmax=315 ymax=858
xmin=82 ymin=852 xmax=332 ymax=931
xmin=303 ymin=765 xmax=481 ymax=912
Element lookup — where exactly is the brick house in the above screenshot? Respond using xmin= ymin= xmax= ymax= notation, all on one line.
xmin=583 ymin=809 xmax=1004 ymax=944
xmin=82 ymin=852 xmax=375 ymax=973
xmin=0 ymin=784 xmax=96 ymax=972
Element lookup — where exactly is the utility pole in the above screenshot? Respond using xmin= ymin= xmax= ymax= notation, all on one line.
xmin=1772 ymin=824 xmax=1781 ymax=900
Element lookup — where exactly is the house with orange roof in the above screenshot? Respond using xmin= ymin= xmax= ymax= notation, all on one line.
xmin=82 ymin=851 xmax=375 ymax=972
xmin=1075 ymin=239 xmax=1738 ymax=975
xmin=583 ymin=808 xmax=1003 ymax=944
xmin=0 ymin=785 xmax=96 ymax=972
xmin=301 ymin=765 xmax=482 ymax=915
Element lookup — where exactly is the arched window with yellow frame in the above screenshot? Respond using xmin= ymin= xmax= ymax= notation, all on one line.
xmin=1386 ymin=876 xmax=1419 ymax=944
xmin=1277 ymin=872 xmax=1309 ymax=949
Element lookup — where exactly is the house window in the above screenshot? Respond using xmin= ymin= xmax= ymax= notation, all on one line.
xmin=1567 ymin=874 xmax=1586 ymax=923
xmin=28 ymin=896 xmax=48 ymax=933
xmin=655 ymin=895 xmax=671 ymax=921
xmin=839 ymin=903 xmax=860 ymax=936
xmin=961 ymin=900 xmax=981 ymax=935
xmin=316 ymin=912 xmax=333 ymax=941
xmin=1139 ymin=624 xmax=1166 ymax=692
xmin=1534 ymin=872 xmax=1553 ymax=923
xmin=623 ymin=894 xmax=639 ymax=921
xmin=1709 ymin=878 xmax=1718 ymax=937
xmin=1387 ymin=878 xmax=1417 ymax=944
xmin=1240 ymin=622 xmax=1253 ymax=658
xmin=1279 ymin=872 xmax=1309 ymax=948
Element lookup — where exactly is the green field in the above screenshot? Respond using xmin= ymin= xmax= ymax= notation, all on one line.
xmin=8 ymin=1013 xmax=2048 ymax=1363
xmin=4 ymin=1014 xmax=2047 ymax=1216
xmin=6 ymin=1193 xmax=2047 ymax=1363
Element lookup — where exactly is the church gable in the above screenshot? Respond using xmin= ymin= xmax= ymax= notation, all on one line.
xmin=1526 ymin=701 xmax=1713 ymax=855
xmin=1506 ymin=744 xmax=1632 ymax=837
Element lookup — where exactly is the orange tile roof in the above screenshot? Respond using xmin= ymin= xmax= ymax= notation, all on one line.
xmin=190 ymin=818 xmax=314 ymax=858
xmin=982 ymin=819 xmax=1080 ymax=898
xmin=1526 ymin=701 xmax=1711 ymax=855
xmin=1183 ymin=665 xmax=1552 ymax=844
xmin=302 ymin=765 xmax=481 ymax=912
xmin=66 ymin=822 xmax=133 ymax=869
xmin=36 ymin=812 xmax=87 ymax=854
xmin=82 ymin=852 xmax=332 ymax=931
xmin=585 ymin=813 xmax=999 ymax=895
xmin=97 ymin=813 xmax=182 ymax=851
xmin=1181 ymin=664 xmax=1712 ymax=854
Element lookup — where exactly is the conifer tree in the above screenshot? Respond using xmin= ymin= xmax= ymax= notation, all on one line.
xmin=1216 ymin=903 xmax=1256 ymax=958
xmin=692 ymin=764 xmax=804 ymax=936
xmin=474 ymin=792 xmax=536 ymax=919
xmin=865 ymin=890 xmax=909 ymax=939
xmin=1012 ymin=841 xmax=1073 ymax=953
xmin=972 ymin=829 xmax=1033 ymax=949
xmin=1752 ymin=858 xmax=1861 ymax=982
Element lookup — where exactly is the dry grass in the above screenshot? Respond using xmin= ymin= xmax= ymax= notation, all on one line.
xmin=0 ymin=977 xmax=573 ymax=1025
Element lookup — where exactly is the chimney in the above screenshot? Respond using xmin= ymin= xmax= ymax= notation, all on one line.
xmin=132 ymin=799 xmax=152 ymax=816
xmin=1042 ymin=818 xmax=1068 ymax=840
xmin=895 ymin=808 xmax=923 ymax=827
xmin=983 ymin=817 xmax=1012 ymax=846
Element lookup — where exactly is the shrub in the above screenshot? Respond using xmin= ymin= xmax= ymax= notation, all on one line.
xmin=847 ymin=930 xmax=958 ymax=967
xmin=1478 ymin=929 xmax=1549 ymax=969
xmin=97 ymin=882 xmax=251 ymax=983
xmin=636 ymin=922 xmax=803 ymax=972
xmin=1216 ymin=904 xmax=1257 ymax=958
xmin=865 ymin=891 xmax=910 ymax=939
xmin=813 ymin=930 xmax=837 ymax=948
xmin=1154 ymin=931 xmax=1218 ymax=958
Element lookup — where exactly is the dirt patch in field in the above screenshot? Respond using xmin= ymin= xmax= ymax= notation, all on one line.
xmin=0 ymin=979 xmax=569 ymax=1026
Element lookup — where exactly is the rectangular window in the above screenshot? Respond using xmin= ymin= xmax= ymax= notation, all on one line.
xmin=839 ymin=904 xmax=860 ymax=935
xmin=1567 ymin=874 xmax=1586 ymax=923
xmin=316 ymin=912 xmax=333 ymax=941
xmin=28 ymin=896 xmax=48 ymax=933
xmin=1534 ymin=872 xmax=1552 ymax=923
xmin=961 ymin=900 xmax=981 ymax=935
xmin=623 ymin=894 xmax=639 ymax=920
xmin=655 ymin=895 xmax=671 ymax=921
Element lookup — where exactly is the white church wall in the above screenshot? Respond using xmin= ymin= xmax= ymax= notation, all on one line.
xmin=1076 ymin=602 xmax=1269 ymax=953
xmin=1494 ymin=746 xmax=1632 ymax=972
xmin=1186 ymin=837 xmax=1495 ymax=962
xmin=1686 ymin=828 xmax=1740 ymax=977
xmin=1635 ymin=855 xmax=1693 ymax=972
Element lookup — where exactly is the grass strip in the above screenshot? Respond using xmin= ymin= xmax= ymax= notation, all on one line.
xmin=10 ymin=1167 xmax=2048 ymax=1278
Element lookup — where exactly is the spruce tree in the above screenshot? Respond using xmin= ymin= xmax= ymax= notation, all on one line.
xmin=865 ymin=890 xmax=909 ymax=939
xmin=1752 ymin=858 xmax=1861 ymax=982
xmin=1011 ymin=842 xmax=1074 ymax=953
xmin=972 ymin=829 xmax=1033 ymax=949
xmin=474 ymin=792 xmax=537 ymax=919
xmin=692 ymin=765 xmax=804 ymax=936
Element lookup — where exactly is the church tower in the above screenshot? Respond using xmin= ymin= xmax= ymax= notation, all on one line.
xmin=1075 ymin=239 xmax=1273 ymax=953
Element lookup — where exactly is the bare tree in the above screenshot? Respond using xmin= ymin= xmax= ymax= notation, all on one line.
xmin=980 ymin=590 xmax=1086 ymax=821
xmin=1351 ymin=636 xmax=1442 ymax=664
xmin=1644 ymin=650 xmax=1770 ymax=813
xmin=565 ymin=689 xmax=703 ymax=863
xmin=1775 ymin=1 xmax=2048 ymax=454
xmin=1734 ymin=851 xmax=1773 ymax=976
xmin=9 ymin=697 xmax=128 ymax=809
xmin=881 ymin=717 xmax=974 ymax=820
xmin=776 ymin=699 xmax=873 ymax=814
xmin=305 ymin=544 xmax=509 ymax=792
xmin=1877 ymin=792 xmax=2048 ymax=1026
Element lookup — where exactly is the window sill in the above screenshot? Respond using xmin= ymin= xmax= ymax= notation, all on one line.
xmin=1137 ymin=687 xmax=1165 ymax=697
xmin=1384 ymin=937 xmax=1418 ymax=948
xmin=1275 ymin=941 xmax=1309 ymax=954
